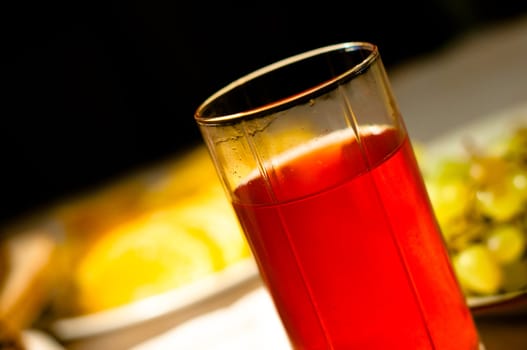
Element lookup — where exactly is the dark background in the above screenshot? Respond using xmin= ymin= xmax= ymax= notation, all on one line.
xmin=2 ymin=0 xmax=527 ymax=225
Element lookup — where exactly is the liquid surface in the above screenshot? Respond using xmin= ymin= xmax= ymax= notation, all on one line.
xmin=233 ymin=126 xmax=479 ymax=349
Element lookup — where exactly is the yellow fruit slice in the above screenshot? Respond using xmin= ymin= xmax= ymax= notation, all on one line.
xmin=174 ymin=185 xmax=251 ymax=267
xmin=73 ymin=208 xmax=219 ymax=314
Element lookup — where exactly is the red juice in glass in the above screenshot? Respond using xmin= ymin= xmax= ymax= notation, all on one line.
xmin=232 ymin=126 xmax=480 ymax=350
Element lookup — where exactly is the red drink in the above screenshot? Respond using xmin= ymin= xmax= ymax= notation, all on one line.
xmin=232 ymin=126 xmax=479 ymax=349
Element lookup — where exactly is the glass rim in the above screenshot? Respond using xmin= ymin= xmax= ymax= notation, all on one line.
xmin=194 ymin=41 xmax=379 ymax=125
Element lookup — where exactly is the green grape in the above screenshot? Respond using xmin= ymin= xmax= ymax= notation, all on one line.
xmin=469 ymin=156 xmax=509 ymax=186
xmin=452 ymin=244 xmax=502 ymax=295
xmin=509 ymin=166 xmax=527 ymax=200
xmin=425 ymin=179 xmax=472 ymax=237
xmin=435 ymin=158 xmax=471 ymax=182
xmin=421 ymin=124 xmax=527 ymax=297
xmin=443 ymin=218 xmax=486 ymax=253
xmin=486 ymin=224 xmax=526 ymax=264
xmin=475 ymin=180 xmax=525 ymax=222
xmin=501 ymin=258 xmax=527 ymax=293
xmin=488 ymin=138 xmax=511 ymax=158
xmin=499 ymin=126 xmax=527 ymax=161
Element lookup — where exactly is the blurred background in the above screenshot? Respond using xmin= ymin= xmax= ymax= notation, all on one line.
xmin=3 ymin=0 xmax=527 ymax=226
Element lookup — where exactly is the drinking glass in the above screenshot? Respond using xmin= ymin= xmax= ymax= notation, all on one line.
xmin=194 ymin=42 xmax=481 ymax=349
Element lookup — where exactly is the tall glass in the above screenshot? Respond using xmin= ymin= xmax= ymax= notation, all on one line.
xmin=194 ymin=42 xmax=481 ymax=349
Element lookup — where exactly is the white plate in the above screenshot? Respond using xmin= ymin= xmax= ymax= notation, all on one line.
xmin=23 ymin=330 xmax=65 ymax=350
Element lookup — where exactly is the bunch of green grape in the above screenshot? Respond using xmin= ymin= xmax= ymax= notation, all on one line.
xmin=418 ymin=126 xmax=527 ymax=297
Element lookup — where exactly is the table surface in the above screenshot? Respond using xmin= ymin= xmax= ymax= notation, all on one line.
xmin=63 ymin=14 xmax=527 ymax=350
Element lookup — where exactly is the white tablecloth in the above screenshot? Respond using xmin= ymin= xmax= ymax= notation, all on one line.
xmin=132 ymin=288 xmax=290 ymax=350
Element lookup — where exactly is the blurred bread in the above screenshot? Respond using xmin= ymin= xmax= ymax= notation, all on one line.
xmin=0 ymin=319 xmax=25 ymax=349
xmin=0 ymin=224 xmax=58 ymax=350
